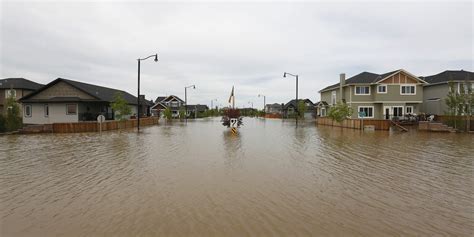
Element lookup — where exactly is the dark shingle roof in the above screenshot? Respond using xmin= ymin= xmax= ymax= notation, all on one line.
xmin=188 ymin=104 xmax=209 ymax=112
xmin=21 ymin=78 xmax=138 ymax=104
xmin=0 ymin=78 xmax=43 ymax=90
xmin=284 ymin=99 xmax=314 ymax=109
xmin=155 ymin=96 xmax=166 ymax=103
xmin=319 ymin=69 xmax=403 ymax=92
xmin=421 ymin=70 xmax=473 ymax=85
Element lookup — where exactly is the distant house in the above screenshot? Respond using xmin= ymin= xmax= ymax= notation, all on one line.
xmin=283 ymin=99 xmax=315 ymax=119
xmin=19 ymin=78 xmax=138 ymax=124
xmin=265 ymin=103 xmax=283 ymax=114
xmin=0 ymin=78 xmax=43 ymax=115
xmin=421 ymin=70 xmax=473 ymax=115
xmin=187 ymin=104 xmax=209 ymax=118
xmin=314 ymin=101 xmax=328 ymax=117
xmin=151 ymin=95 xmax=184 ymax=118
xmin=138 ymin=95 xmax=155 ymax=117
xmin=319 ymin=69 xmax=427 ymax=120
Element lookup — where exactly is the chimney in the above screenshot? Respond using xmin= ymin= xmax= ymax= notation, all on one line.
xmin=339 ymin=73 xmax=345 ymax=103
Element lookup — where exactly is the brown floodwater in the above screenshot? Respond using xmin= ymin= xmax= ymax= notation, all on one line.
xmin=1 ymin=118 xmax=473 ymax=236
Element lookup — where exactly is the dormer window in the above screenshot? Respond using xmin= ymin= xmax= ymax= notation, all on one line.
xmin=5 ymin=89 xmax=16 ymax=98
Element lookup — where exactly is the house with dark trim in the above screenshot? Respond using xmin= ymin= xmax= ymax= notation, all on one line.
xmin=0 ymin=78 xmax=43 ymax=115
xmin=151 ymin=95 xmax=184 ymax=118
xmin=282 ymin=99 xmax=315 ymax=119
xmin=319 ymin=69 xmax=427 ymax=120
xmin=19 ymin=78 xmax=138 ymax=124
xmin=421 ymin=70 xmax=473 ymax=115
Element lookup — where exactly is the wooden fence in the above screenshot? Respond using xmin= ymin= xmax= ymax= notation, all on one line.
xmin=316 ymin=117 xmax=391 ymax=130
xmin=434 ymin=115 xmax=473 ymax=131
xmin=51 ymin=117 xmax=159 ymax=133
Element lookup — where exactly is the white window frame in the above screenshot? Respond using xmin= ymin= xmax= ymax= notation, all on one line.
xmin=44 ymin=104 xmax=49 ymax=117
xmin=321 ymin=108 xmax=326 ymax=116
xmin=357 ymin=106 xmax=374 ymax=118
xmin=377 ymin=85 xmax=387 ymax=94
xmin=406 ymin=106 xmax=413 ymax=114
xmin=24 ymin=104 xmax=32 ymax=117
xmin=355 ymin=86 xmax=371 ymax=95
xmin=66 ymin=104 xmax=77 ymax=115
xmin=331 ymin=91 xmax=337 ymax=105
xmin=5 ymin=89 xmax=16 ymax=98
xmin=400 ymin=84 xmax=416 ymax=95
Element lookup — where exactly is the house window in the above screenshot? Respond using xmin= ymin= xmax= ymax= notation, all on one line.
xmin=24 ymin=105 xmax=32 ymax=117
xmin=401 ymin=85 xmax=416 ymax=95
xmin=331 ymin=91 xmax=336 ymax=105
xmin=358 ymin=106 xmax=374 ymax=118
xmin=5 ymin=89 xmax=16 ymax=98
xmin=321 ymin=108 xmax=326 ymax=116
xmin=66 ymin=104 xmax=77 ymax=115
xmin=44 ymin=104 xmax=49 ymax=117
xmin=406 ymin=106 xmax=413 ymax=114
xmin=355 ymin=86 xmax=370 ymax=95
xmin=377 ymin=85 xmax=387 ymax=93
xmin=171 ymin=101 xmax=178 ymax=107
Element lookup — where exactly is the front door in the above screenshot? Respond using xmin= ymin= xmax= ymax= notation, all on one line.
xmin=385 ymin=107 xmax=390 ymax=120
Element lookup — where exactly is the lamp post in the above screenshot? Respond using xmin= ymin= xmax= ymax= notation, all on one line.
xmin=184 ymin=85 xmax=196 ymax=122
xmin=283 ymin=72 xmax=298 ymax=125
xmin=258 ymin=94 xmax=266 ymax=113
xmin=137 ymin=53 xmax=158 ymax=132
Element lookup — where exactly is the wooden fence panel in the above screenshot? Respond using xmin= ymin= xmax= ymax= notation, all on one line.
xmin=316 ymin=117 xmax=390 ymax=130
xmin=52 ymin=117 xmax=159 ymax=133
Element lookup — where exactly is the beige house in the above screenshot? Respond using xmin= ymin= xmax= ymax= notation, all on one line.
xmin=20 ymin=78 xmax=138 ymax=124
xmin=319 ymin=69 xmax=427 ymax=120
xmin=0 ymin=78 xmax=43 ymax=115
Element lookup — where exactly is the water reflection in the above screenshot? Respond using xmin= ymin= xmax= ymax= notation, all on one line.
xmin=0 ymin=118 xmax=473 ymax=236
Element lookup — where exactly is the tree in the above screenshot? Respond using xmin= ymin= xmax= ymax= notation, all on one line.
xmin=179 ymin=106 xmax=186 ymax=120
xmin=328 ymin=102 xmax=353 ymax=123
xmin=445 ymin=81 xmax=463 ymax=129
xmin=5 ymin=94 xmax=22 ymax=131
xmin=297 ymin=100 xmax=307 ymax=119
xmin=111 ymin=92 xmax=131 ymax=121
xmin=163 ymin=107 xmax=172 ymax=121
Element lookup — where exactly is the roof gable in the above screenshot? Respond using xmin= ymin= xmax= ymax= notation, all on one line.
xmin=163 ymin=95 xmax=184 ymax=103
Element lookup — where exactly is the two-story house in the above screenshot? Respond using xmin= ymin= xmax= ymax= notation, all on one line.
xmin=151 ymin=95 xmax=185 ymax=118
xmin=421 ymin=70 xmax=473 ymax=115
xmin=0 ymin=78 xmax=43 ymax=115
xmin=319 ymin=69 xmax=427 ymax=120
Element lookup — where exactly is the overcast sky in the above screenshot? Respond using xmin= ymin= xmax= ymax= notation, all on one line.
xmin=1 ymin=1 xmax=472 ymax=109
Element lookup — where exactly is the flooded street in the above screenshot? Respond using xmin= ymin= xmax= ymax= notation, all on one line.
xmin=1 ymin=118 xmax=473 ymax=236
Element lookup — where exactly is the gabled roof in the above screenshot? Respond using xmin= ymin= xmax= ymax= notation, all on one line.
xmin=314 ymin=101 xmax=329 ymax=107
xmin=284 ymin=99 xmax=314 ymax=109
xmin=155 ymin=96 xmax=167 ymax=103
xmin=162 ymin=95 xmax=184 ymax=103
xmin=421 ymin=70 xmax=473 ymax=85
xmin=20 ymin=78 xmax=138 ymax=104
xmin=319 ymin=69 xmax=424 ymax=92
xmin=0 ymin=78 xmax=44 ymax=90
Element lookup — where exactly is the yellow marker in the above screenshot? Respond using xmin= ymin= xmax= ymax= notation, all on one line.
xmin=231 ymin=127 xmax=237 ymax=134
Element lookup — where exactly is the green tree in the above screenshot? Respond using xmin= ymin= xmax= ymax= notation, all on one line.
xmin=328 ymin=102 xmax=353 ymax=123
xmin=5 ymin=94 xmax=22 ymax=131
xmin=163 ymin=107 xmax=172 ymax=121
xmin=111 ymin=92 xmax=131 ymax=121
xmin=445 ymin=81 xmax=463 ymax=129
xmin=297 ymin=100 xmax=307 ymax=119
xmin=179 ymin=106 xmax=186 ymax=120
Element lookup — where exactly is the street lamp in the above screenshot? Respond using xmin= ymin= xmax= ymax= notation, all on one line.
xmin=137 ymin=53 xmax=158 ymax=132
xmin=258 ymin=94 xmax=266 ymax=113
xmin=184 ymin=84 xmax=196 ymax=122
xmin=283 ymin=72 xmax=298 ymax=125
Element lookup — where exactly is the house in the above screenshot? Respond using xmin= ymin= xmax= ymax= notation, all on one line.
xmin=265 ymin=103 xmax=283 ymax=114
xmin=282 ymin=99 xmax=315 ymax=119
xmin=421 ymin=70 xmax=473 ymax=115
xmin=0 ymin=78 xmax=43 ymax=115
xmin=319 ymin=69 xmax=427 ymax=120
xmin=19 ymin=78 xmax=138 ymax=124
xmin=314 ymin=101 xmax=329 ymax=117
xmin=138 ymin=95 xmax=155 ymax=117
xmin=151 ymin=95 xmax=184 ymax=118
xmin=187 ymin=104 xmax=209 ymax=118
